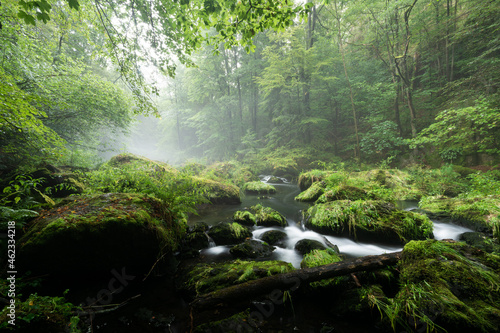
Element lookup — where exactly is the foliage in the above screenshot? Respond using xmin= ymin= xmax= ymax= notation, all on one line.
xmin=242 ymin=181 xmax=276 ymax=194
xmin=411 ymin=98 xmax=500 ymax=159
xmin=0 ymin=292 xmax=81 ymax=332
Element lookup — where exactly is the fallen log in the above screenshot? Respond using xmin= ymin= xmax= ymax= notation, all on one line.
xmin=191 ymin=251 xmax=402 ymax=310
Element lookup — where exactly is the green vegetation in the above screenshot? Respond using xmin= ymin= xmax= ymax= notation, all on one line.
xmin=0 ymin=293 xmax=81 ymax=332
xmin=369 ymin=240 xmax=500 ymax=332
xmin=305 ymin=200 xmax=433 ymax=244
xmin=18 ymin=193 xmax=185 ymax=277
xmin=242 ymin=181 xmax=277 ymax=194
xmin=300 ymin=249 xmax=346 ymax=289
xmin=233 ymin=210 xmax=257 ymax=226
xmin=207 ymin=222 xmax=252 ymax=245
xmin=180 ymin=260 xmax=294 ymax=296
xmin=251 ymin=204 xmax=288 ymax=227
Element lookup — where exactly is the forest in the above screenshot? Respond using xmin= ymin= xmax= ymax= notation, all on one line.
xmin=0 ymin=0 xmax=499 ymax=332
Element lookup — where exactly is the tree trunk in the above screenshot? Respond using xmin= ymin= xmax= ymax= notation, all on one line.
xmin=191 ymin=251 xmax=402 ymax=310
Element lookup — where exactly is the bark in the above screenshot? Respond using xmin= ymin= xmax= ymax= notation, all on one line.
xmin=191 ymin=251 xmax=402 ymax=310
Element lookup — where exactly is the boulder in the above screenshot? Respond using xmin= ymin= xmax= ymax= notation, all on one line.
xmin=242 ymin=181 xmax=276 ymax=194
xmin=18 ymin=193 xmax=185 ymax=279
xmin=230 ymin=239 xmax=275 ymax=259
xmin=260 ymin=230 xmax=287 ymax=247
xmin=251 ymin=204 xmax=288 ymax=227
xmin=207 ymin=222 xmax=252 ymax=245
xmin=294 ymin=239 xmax=327 ymax=255
xmin=233 ymin=210 xmax=257 ymax=226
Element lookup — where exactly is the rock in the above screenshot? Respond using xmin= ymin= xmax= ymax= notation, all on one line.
xmin=316 ymin=185 xmax=372 ymax=203
xmin=460 ymin=232 xmax=500 ymax=254
xmin=251 ymin=204 xmax=288 ymax=227
xmin=207 ymin=222 xmax=252 ymax=245
xmin=295 ymin=181 xmax=325 ymax=202
xmin=267 ymin=176 xmax=285 ymax=183
xmin=230 ymin=239 xmax=275 ymax=259
xmin=193 ymin=177 xmax=242 ymax=204
xmin=242 ymin=181 xmax=276 ymax=194
xmin=233 ymin=210 xmax=256 ymax=226
xmin=300 ymin=248 xmax=347 ymax=289
xmin=190 ymin=221 xmax=209 ymax=233
xmin=294 ymin=239 xmax=327 ymax=255
xmin=304 ymin=200 xmax=434 ymax=244
xmin=18 ymin=193 xmax=185 ymax=279
xmin=260 ymin=230 xmax=287 ymax=246
xmin=298 ymin=170 xmax=335 ymax=191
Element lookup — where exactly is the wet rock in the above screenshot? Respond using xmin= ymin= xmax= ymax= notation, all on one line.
xmin=252 ymin=204 xmax=288 ymax=227
xmin=305 ymin=200 xmax=433 ymax=244
xmin=295 ymin=181 xmax=325 ymax=202
xmin=230 ymin=239 xmax=275 ymax=259
xmin=295 ymin=239 xmax=327 ymax=255
xmin=460 ymin=232 xmax=500 ymax=254
xmin=207 ymin=222 xmax=252 ymax=245
xmin=260 ymin=230 xmax=287 ymax=246
xmin=190 ymin=221 xmax=209 ymax=233
xmin=233 ymin=210 xmax=257 ymax=226
xmin=267 ymin=176 xmax=285 ymax=183
xmin=18 ymin=193 xmax=184 ymax=278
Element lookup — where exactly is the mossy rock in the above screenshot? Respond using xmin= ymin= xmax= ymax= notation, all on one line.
xmin=190 ymin=221 xmax=209 ymax=233
xmin=300 ymin=248 xmax=348 ymax=289
xmin=260 ymin=230 xmax=287 ymax=246
xmin=242 ymin=181 xmax=277 ymax=194
xmin=233 ymin=210 xmax=257 ymax=226
xmin=316 ymin=184 xmax=372 ymax=203
xmin=295 ymin=181 xmax=325 ymax=202
xmin=18 ymin=193 xmax=184 ymax=278
xmin=180 ymin=259 xmax=294 ymax=297
xmin=419 ymin=195 xmax=499 ymax=233
xmin=192 ymin=176 xmax=241 ymax=204
xmin=294 ymin=239 xmax=327 ymax=255
xmin=304 ymin=200 xmax=433 ymax=244
xmin=298 ymin=170 xmax=334 ymax=191
xmin=207 ymin=222 xmax=252 ymax=245
xmin=460 ymin=232 xmax=500 ymax=254
xmin=386 ymin=239 xmax=500 ymax=332
xmin=230 ymin=239 xmax=275 ymax=259
xmin=251 ymin=204 xmax=288 ymax=227
xmin=267 ymin=176 xmax=285 ymax=183
xmin=108 ymin=153 xmax=178 ymax=174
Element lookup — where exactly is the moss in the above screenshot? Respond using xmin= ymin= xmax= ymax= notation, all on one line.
xmin=381 ymin=239 xmax=500 ymax=332
xmin=300 ymin=249 xmax=346 ymax=289
xmin=0 ymin=294 xmax=81 ymax=332
xmin=18 ymin=193 xmax=185 ymax=278
xmin=192 ymin=176 xmax=241 ymax=204
xmin=260 ymin=230 xmax=287 ymax=246
xmin=242 ymin=181 xmax=276 ymax=194
xmin=298 ymin=169 xmax=335 ymax=191
xmin=419 ymin=195 xmax=500 ymax=233
xmin=181 ymin=260 xmax=294 ymax=297
xmin=315 ymin=184 xmax=372 ymax=203
xmin=294 ymin=239 xmax=327 ymax=255
xmin=295 ymin=181 xmax=325 ymax=202
xmin=233 ymin=210 xmax=257 ymax=226
xmin=229 ymin=239 xmax=275 ymax=258
xmin=304 ymin=200 xmax=433 ymax=244
xmin=251 ymin=204 xmax=288 ymax=227
xmin=207 ymin=222 xmax=252 ymax=245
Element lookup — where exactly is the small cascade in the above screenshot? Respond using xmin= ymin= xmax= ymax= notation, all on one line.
xmin=205 ymin=232 xmax=216 ymax=248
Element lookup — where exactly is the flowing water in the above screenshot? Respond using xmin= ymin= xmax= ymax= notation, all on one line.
xmin=191 ymin=175 xmax=473 ymax=268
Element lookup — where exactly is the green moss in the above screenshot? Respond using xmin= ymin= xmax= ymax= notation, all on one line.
xmin=0 ymin=293 xmax=81 ymax=332
xmin=300 ymin=249 xmax=346 ymax=289
xmin=192 ymin=176 xmax=241 ymax=204
xmin=207 ymin=222 xmax=252 ymax=245
xmin=420 ymin=195 xmax=500 ymax=233
xmin=295 ymin=181 xmax=325 ymax=202
xmin=19 ymin=193 xmax=185 ymax=277
xmin=251 ymin=204 xmax=288 ymax=227
xmin=233 ymin=210 xmax=257 ymax=226
xmin=298 ymin=169 xmax=335 ymax=191
xmin=304 ymin=200 xmax=433 ymax=244
xmin=242 ymin=181 xmax=276 ymax=194
xmin=181 ymin=260 xmax=294 ymax=296
xmin=381 ymin=240 xmax=500 ymax=332
xmin=315 ymin=184 xmax=372 ymax=203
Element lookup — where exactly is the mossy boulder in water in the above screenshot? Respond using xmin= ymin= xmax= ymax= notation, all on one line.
xmin=260 ymin=230 xmax=287 ymax=246
xmin=294 ymin=239 xmax=327 ymax=254
xmin=18 ymin=193 xmax=185 ymax=279
xmin=377 ymin=239 xmax=500 ymax=332
xmin=316 ymin=184 xmax=372 ymax=203
xmin=179 ymin=259 xmax=294 ymax=297
xmin=300 ymin=248 xmax=347 ymax=289
xmin=419 ymin=195 xmax=499 ymax=234
xmin=298 ymin=170 xmax=334 ymax=191
xmin=251 ymin=204 xmax=288 ymax=227
xmin=207 ymin=222 xmax=252 ymax=245
xmin=192 ymin=176 xmax=241 ymax=204
xmin=233 ymin=210 xmax=257 ymax=226
xmin=304 ymin=200 xmax=433 ymax=244
xmin=460 ymin=232 xmax=500 ymax=254
xmin=242 ymin=181 xmax=276 ymax=194
xmin=230 ymin=239 xmax=275 ymax=258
